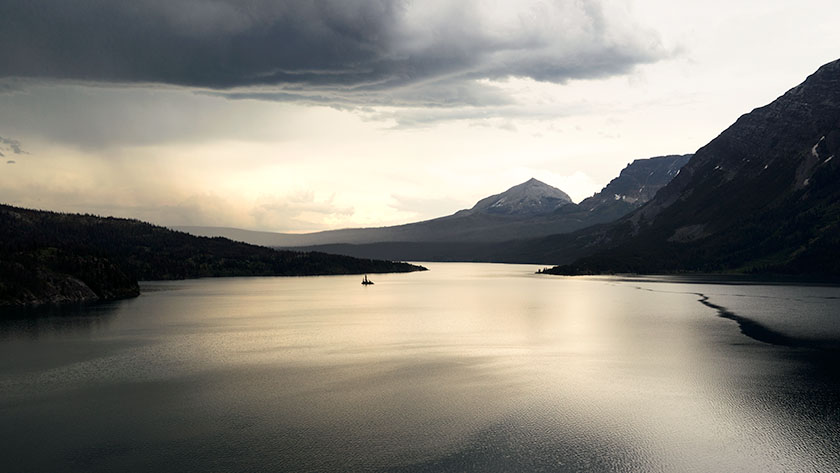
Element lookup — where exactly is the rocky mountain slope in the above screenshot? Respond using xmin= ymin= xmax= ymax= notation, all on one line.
xmin=577 ymin=155 xmax=691 ymax=222
xmin=546 ymin=58 xmax=840 ymax=276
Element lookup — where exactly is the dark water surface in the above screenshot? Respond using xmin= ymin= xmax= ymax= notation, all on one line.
xmin=1 ymin=263 xmax=839 ymax=472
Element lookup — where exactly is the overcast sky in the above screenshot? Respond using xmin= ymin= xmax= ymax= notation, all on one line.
xmin=1 ymin=0 xmax=839 ymax=232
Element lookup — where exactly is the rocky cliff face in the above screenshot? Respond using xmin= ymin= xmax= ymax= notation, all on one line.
xmin=580 ymin=155 xmax=691 ymax=215
xmin=637 ymin=59 xmax=840 ymax=233
xmin=549 ymin=58 xmax=840 ymax=276
xmin=544 ymin=154 xmax=692 ymax=228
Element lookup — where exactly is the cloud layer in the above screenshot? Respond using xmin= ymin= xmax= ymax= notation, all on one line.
xmin=0 ymin=0 xmax=669 ymax=107
xmin=0 ymin=135 xmax=26 ymax=159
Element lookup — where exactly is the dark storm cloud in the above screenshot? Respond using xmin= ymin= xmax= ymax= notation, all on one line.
xmin=0 ymin=0 xmax=670 ymax=106
xmin=0 ymin=81 xmax=25 ymax=95
xmin=0 ymin=0 xmax=405 ymax=88
xmin=0 ymin=135 xmax=26 ymax=155
xmin=207 ymin=78 xmax=516 ymax=108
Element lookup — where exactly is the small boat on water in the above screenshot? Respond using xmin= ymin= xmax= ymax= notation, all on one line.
xmin=361 ymin=275 xmax=374 ymax=285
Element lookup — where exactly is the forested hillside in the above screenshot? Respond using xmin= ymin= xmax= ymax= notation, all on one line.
xmin=0 ymin=205 xmax=425 ymax=307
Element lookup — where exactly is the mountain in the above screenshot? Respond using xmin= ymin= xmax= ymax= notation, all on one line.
xmin=177 ymin=178 xmax=578 ymax=246
xmin=177 ymin=155 xmax=690 ymax=253
xmin=577 ymin=154 xmax=691 ymax=221
xmin=465 ymin=178 xmax=573 ymax=216
xmin=545 ymin=58 xmax=840 ymax=277
xmin=0 ymin=205 xmax=426 ymax=307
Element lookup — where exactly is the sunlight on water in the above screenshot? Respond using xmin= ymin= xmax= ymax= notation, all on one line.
xmin=1 ymin=263 xmax=839 ymax=472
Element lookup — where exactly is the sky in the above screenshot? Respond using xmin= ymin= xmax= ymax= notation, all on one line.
xmin=1 ymin=0 xmax=839 ymax=233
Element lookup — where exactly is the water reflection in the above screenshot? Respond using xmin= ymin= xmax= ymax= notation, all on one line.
xmin=1 ymin=264 xmax=839 ymax=472
xmin=0 ymin=301 xmax=120 ymax=340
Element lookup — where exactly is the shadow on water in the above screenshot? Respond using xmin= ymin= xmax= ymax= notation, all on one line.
xmin=0 ymin=302 xmax=120 ymax=341
xmin=680 ymin=288 xmax=840 ymax=467
xmin=627 ymin=282 xmax=840 ymax=352
xmin=694 ymin=289 xmax=840 ymax=385
xmin=693 ymin=293 xmax=840 ymax=350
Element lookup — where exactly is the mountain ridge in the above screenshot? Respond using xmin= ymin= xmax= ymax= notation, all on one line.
xmin=176 ymin=155 xmax=690 ymax=250
xmin=545 ymin=58 xmax=840 ymax=276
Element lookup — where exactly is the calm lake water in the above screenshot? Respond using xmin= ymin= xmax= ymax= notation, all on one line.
xmin=1 ymin=263 xmax=839 ymax=472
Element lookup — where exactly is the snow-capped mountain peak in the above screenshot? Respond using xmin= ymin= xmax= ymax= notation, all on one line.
xmin=469 ymin=178 xmax=573 ymax=216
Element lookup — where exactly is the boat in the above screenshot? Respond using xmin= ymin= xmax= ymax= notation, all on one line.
xmin=361 ymin=275 xmax=374 ymax=285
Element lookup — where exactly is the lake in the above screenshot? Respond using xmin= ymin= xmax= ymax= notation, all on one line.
xmin=1 ymin=263 xmax=839 ymax=472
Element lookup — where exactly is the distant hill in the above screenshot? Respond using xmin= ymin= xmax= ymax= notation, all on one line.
xmin=177 ymin=155 xmax=690 ymax=253
xmin=0 ymin=205 xmax=426 ymax=307
xmin=545 ymin=58 xmax=840 ymax=277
